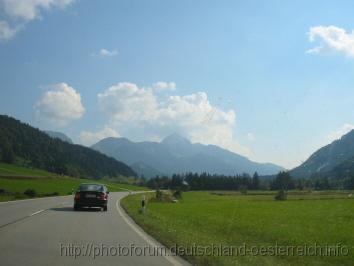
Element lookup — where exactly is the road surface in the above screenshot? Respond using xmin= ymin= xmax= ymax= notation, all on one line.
xmin=0 ymin=192 xmax=190 ymax=266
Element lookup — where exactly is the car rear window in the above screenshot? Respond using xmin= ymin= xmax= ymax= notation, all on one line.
xmin=79 ymin=184 xmax=103 ymax=191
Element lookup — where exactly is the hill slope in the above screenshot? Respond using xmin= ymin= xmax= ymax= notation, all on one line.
xmin=0 ymin=115 xmax=136 ymax=179
xmin=291 ymin=129 xmax=354 ymax=178
xmin=92 ymin=134 xmax=284 ymax=177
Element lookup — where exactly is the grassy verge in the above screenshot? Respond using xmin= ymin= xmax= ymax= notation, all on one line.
xmin=121 ymin=191 xmax=354 ymax=266
xmin=0 ymin=162 xmax=146 ymax=201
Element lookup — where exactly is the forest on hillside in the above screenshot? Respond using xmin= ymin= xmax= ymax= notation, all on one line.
xmin=0 ymin=115 xmax=136 ymax=179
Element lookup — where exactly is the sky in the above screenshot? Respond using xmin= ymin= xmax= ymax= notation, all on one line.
xmin=1 ymin=0 xmax=354 ymax=169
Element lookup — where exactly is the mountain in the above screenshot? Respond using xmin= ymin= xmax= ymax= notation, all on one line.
xmin=130 ymin=161 xmax=165 ymax=179
xmin=291 ymin=130 xmax=354 ymax=178
xmin=91 ymin=134 xmax=284 ymax=178
xmin=44 ymin=130 xmax=73 ymax=144
xmin=0 ymin=115 xmax=136 ymax=178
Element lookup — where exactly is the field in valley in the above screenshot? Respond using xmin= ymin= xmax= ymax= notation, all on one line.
xmin=0 ymin=162 xmax=146 ymax=202
xmin=121 ymin=191 xmax=354 ymax=266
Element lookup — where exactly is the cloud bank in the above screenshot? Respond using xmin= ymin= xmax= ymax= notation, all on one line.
xmin=35 ymin=83 xmax=85 ymax=127
xmin=80 ymin=127 xmax=120 ymax=146
xmin=81 ymin=82 xmax=249 ymax=155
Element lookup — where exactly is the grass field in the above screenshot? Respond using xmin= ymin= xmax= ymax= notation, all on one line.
xmin=121 ymin=191 xmax=354 ymax=266
xmin=0 ymin=162 xmax=146 ymax=202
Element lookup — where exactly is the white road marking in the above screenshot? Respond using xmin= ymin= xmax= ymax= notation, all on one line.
xmin=29 ymin=209 xmax=45 ymax=216
xmin=115 ymin=197 xmax=183 ymax=266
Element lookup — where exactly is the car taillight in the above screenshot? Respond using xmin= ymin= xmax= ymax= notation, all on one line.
xmin=74 ymin=193 xmax=80 ymax=200
xmin=98 ymin=193 xmax=107 ymax=200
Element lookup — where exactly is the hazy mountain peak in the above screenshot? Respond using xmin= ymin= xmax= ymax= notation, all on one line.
xmin=44 ymin=130 xmax=73 ymax=144
xmin=161 ymin=133 xmax=191 ymax=145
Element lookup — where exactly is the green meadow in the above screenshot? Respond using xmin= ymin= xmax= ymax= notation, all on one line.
xmin=0 ymin=162 xmax=145 ymax=201
xmin=121 ymin=191 xmax=354 ymax=266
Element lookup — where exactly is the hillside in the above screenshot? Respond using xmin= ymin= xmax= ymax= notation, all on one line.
xmin=0 ymin=115 xmax=136 ymax=179
xmin=92 ymin=134 xmax=284 ymax=178
xmin=291 ymin=129 xmax=354 ymax=178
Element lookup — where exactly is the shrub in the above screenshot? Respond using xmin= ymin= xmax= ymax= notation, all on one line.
xmin=43 ymin=192 xmax=59 ymax=197
xmin=239 ymin=186 xmax=248 ymax=195
xmin=24 ymin=189 xmax=37 ymax=198
xmin=275 ymin=190 xmax=287 ymax=201
xmin=156 ymin=189 xmax=163 ymax=200
xmin=155 ymin=190 xmax=174 ymax=203
xmin=173 ymin=190 xmax=183 ymax=199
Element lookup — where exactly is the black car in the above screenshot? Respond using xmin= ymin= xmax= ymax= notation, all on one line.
xmin=74 ymin=183 xmax=109 ymax=211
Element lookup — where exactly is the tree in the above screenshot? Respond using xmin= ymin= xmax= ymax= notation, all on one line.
xmin=252 ymin=172 xmax=260 ymax=190
xmin=271 ymin=171 xmax=294 ymax=191
xmin=0 ymin=141 xmax=15 ymax=163
xmin=345 ymin=175 xmax=354 ymax=190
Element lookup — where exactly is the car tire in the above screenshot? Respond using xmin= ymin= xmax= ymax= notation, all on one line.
xmin=103 ymin=206 xmax=107 ymax=212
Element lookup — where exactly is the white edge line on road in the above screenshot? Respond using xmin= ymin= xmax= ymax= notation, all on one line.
xmin=29 ymin=209 xmax=45 ymax=216
xmin=115 ymin=196 xmax=183 ymax=266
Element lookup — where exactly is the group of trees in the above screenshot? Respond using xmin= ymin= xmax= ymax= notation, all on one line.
xmin=146 ymin=172 xmax=262 ymax=191
xmin=145 ymin=170 xmax=354 ymax=191
xmin=0 ymin=115 xmax=136 ymax=179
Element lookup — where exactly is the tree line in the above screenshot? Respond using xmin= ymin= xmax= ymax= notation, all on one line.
xmin=145 ymin=171 xmax=354 ymax=191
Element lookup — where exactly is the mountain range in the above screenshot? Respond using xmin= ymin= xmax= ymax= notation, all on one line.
xmin=91 ymin=133 xmax=284 ymax=178
xmin=291 ymin=129 xmax=354 ymax=178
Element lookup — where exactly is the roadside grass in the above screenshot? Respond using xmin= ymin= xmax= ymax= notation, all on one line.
xmin=121 ymin=191 xmax=354 ymax=266
xmin=0 ymin=162 xmax=146 ymax=201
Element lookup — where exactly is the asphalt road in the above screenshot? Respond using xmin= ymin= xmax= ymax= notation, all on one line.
xmin=0 ymin=192 xmax=190 ymax=266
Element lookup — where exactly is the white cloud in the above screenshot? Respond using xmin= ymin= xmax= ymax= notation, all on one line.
xmin=80 ymin=127 xmax=120 ymax=146
xmin=151 ymin=81 xmax=176 ymax=92
xmin=92 ymin=48 xmax=118 ymax=58
xmin=1 ymin=0 xmax=75 ymax=20
xmin=307 ymin=25 xmax=354 ymax=57
xmin=0 ymin=0 xmax=75 ymax=40
xmin=35 ymin=83 xmax=85 ymax=127
xmin=0 ymin=21 xmax=19 ymax=41
xmin=96 ymin=82 xmax=250 ymax=156
xmin=326 ymin=123 xmax=354 ymax=143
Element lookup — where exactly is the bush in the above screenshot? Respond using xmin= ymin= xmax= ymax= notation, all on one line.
xmin=154 ymin=190 xmax=174 ymax=203
xmin=239 ymin=186 xmax=248 ymax=195
xmin=156 ymin=189 xmax=163 ymax=200
xmin=24 ymin=189 xmax=37 ymax=198
xmin=173 ymin=190 xmax=183 ymax=199
xmin=43 ymin=192 xmax=59 ymax=197
xmin=275 ymin=190 xmax=287 ymax=201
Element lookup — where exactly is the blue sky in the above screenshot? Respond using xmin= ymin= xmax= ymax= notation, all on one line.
xmin=1 ymin=0 xmax=354 ymax=169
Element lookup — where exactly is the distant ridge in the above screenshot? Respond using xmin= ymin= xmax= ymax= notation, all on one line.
xmin=92 ymin=134 xmax=284 ymax=178
xmin=44 ymin=130 xmax=73 ymax=144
